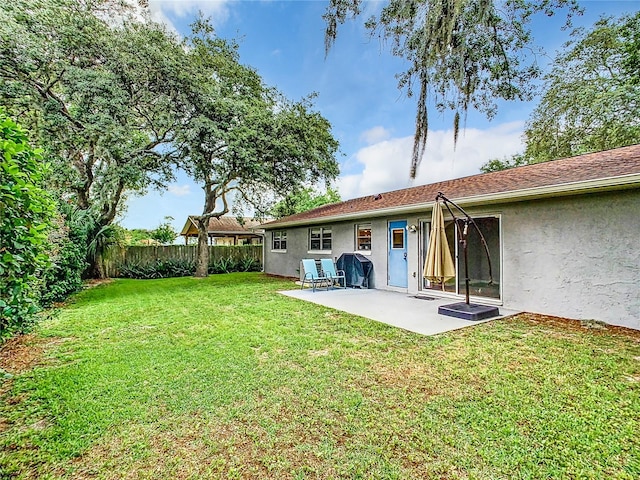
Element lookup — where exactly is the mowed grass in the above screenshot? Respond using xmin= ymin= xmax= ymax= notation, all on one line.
xmin=1 ymin=273 xmax=639 ymax=479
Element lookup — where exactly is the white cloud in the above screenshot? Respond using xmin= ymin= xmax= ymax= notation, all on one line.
xmin=167 ymin=184 xmax=192 ymax=196
xmin=359 ymin=126 xmax=392 ymax=145
xmin=148 ymin=0 xmax=231 ymax=29
xmin=337 ymin=121 xmax=525 ymax=200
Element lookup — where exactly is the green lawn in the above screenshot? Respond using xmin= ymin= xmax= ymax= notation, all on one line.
xmin=1 ymin=273 xmax=639 ymax=479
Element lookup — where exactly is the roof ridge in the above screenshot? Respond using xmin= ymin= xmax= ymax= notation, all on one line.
xmin=263 ymin=143 xmax=640 ymax=227
xmin=348 ymin=144 xmax=640 ymax=202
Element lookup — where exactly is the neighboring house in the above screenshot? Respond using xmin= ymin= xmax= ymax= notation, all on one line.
xmin=262 ymin=144 xmax=640 ymax=330
xmin=180 ymin=216 xmax=263 ymax=246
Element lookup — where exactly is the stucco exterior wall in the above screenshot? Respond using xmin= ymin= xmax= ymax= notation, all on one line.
xmin=264 ymin=221 xmax=380 ymax=287
xmin=263 ymin=188 xmax=639 ymax=329
xmin=500 ymin=190 xmax=639 ymax=330
xmin=265 ymin=219 xmax=388 ymax=288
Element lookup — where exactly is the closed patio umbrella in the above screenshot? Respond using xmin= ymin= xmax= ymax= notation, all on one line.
xmin=429 ymin=192 xmax=500 ymax=320
xmin=423 ymin=201 xmax=455 ymax=286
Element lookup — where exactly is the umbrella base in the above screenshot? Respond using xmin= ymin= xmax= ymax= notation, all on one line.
xmin=438 ymin=302 xmax=500 ymax=321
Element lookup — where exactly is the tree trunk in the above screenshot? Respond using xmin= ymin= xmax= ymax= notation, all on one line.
xmin=93 ymin=252 xmax=105 ymax=279
xmin=86 ymin=220 xmax=109 ymax=280
xmin=195 ymin=219 xmax=209 ymax=277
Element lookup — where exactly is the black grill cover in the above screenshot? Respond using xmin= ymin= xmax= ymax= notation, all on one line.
xmin=336 ymin=253 xmax=373 ymax=288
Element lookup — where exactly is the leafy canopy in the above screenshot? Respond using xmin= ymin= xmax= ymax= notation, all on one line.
xmin=482 ymin=12 xmax=640 ymax=172
xmin=324 ymin=0 xmax=580 ymax=178
xmin=151 ymin=217 xmax=178 ymax=245
xmin=177 ymin=19 xmax=340 ymax=276
xmin=1 ymin=2 xmax=340 ymax=281
xmin=270 ymin=187 xmax=341 ymax=219
xmin=1 ymin=0 xmax=207 ymax=278
xmin=124 ymin=225 xmax=177 ymax=246
xmin=523 ymin=12 xmax=640 ymax=162
xmin=0 ymin=0 xmax=186 ymax=231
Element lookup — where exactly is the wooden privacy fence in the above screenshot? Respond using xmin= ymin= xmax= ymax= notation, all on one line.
xmin=103 ymin=245 xmax=263 ymax=278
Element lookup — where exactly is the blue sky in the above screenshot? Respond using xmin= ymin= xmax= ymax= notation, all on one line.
xmin=121 ymin=0 xmax=640 ymax=232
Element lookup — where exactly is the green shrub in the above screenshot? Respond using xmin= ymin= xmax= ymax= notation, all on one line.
xmin=0 ymin=111 xmax=55 ymax=337
xmin=238 ymin=257 xmax=261 ymax=272
xmin=118 ymin=256 xmax=261 ymax=279
xmin=207 ymin=257 xmax=260 ymax=274
xmin=209 ymin=257 xmax=237 ymax=274
xmin=40 ymin=207 xmax=89 ymax=306
xmin=119 ymin=259 xmax=196 ymax=279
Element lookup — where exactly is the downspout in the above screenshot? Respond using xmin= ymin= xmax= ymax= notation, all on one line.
xmin=261 ymin=232 xmax=265 ymax=273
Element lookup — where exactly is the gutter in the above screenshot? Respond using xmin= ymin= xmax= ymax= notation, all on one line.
xmin=263 ymin=173 xmax=640 ymax=229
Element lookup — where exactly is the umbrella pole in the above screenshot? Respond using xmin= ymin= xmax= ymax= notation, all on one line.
xmin=435 ymin=193 xmax=500 ymax=321
xmin=437 ymin=192 xmax=495 ymax=288
xmin=462 ymin=220 xmax=470 ymax=305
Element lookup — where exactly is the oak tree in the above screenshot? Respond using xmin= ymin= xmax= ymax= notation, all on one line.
xmin=0 ymin=0 xmax=187 ymax=275
xmin=482 ymin=12 xmax=640 ymax=172
xmin=178 ymin=21 xmax=340 ymax=276
xmin=324 ymin=0 xmax=580 ymax=178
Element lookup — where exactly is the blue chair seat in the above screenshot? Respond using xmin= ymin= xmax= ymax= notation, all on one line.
xmin=320 ymin=259 xmax=346 ymax=289
xmin=301 ymin=259 xmax=330 ymax=292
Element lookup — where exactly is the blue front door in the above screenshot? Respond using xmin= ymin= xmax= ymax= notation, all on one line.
xmin=388 ymin=220 xmax=408 ymax=288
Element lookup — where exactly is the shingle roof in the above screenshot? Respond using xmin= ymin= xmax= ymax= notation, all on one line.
xmin=180 ymin=216 xmax=263 ymax=236
xmin=264 ymin=144 xmax=640 ymax=228
xmin=205 ymin=216 xmax=262 ymax=233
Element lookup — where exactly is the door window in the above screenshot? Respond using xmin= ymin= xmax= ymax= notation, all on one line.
xmin=391 ymin=228 xmax=405 ymax=249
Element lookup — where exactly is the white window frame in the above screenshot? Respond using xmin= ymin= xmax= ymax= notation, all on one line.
xmin=355 ymin=223 xmax=372 ymax=253
xmin=390 ymin=228 xmax=405 ymax=249
xmin=271 ymin=230 xmax=287 ymax=252
xmin=308 ymin=226 xmax=332 ymax=253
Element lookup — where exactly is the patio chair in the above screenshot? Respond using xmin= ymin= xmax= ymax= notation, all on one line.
xmin=320 ymin=258 xmax=346 ymax=289
xmin=301 ymin=259 xmax=330 ymax=292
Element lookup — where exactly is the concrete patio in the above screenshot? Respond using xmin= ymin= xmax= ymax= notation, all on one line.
xmin=280 ymin=287 xmax=520 ymax=336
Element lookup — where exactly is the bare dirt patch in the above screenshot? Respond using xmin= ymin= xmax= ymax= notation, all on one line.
xmin=515 ymin=313 xmax=640 ymax=341
xmin=1 ymin=334 xmax=69 ymax=410
xmin=0 ymin=334 xmax=46 ymax=376
xmin=1 ymin=334 xmax=51 ymax=436
xmin=83 ymin=278 xmax=114 ymax=289
xmin=0 ymin=334 xmax=72 ymax=377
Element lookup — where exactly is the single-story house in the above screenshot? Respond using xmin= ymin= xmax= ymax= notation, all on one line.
xmin=261 ymin=144 xmax=640 ymax=330
xmin=180 ymin=216 xmax=263 ymax=246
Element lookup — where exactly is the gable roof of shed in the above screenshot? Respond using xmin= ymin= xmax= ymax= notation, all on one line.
xmin=263 ymin=144 xmax=640 ymax=228
xmin=180 ymin=216 xmax=263 ymax=236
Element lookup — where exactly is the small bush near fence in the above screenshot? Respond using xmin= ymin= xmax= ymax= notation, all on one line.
xmin=105 ymin=245 xmax=262 ymax=279
xmin=119 ymin=259 xmax=196 ymax=279
xmin=208 ymin=256 xmax=261 ymax=274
